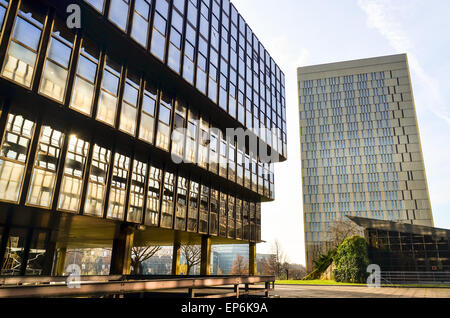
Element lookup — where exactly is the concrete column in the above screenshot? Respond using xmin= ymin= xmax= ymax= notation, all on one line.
xmin=200 ymin=235 xmax=211 ymax=276
xmin=249 ymin=242 xmax=257 ymax=276
xmin=110 ymin=224 xmax=135 ymax=275
xmin=172 ymin=239 xmax=181 ymax=275
xmin=55 ymin=247 xmax=67 ymax=276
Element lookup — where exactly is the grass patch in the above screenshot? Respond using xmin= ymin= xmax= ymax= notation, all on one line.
xmin=275 ymin=280 xmax=450 ymax=288
xmin=275 ymin=280 xmax=365 ymax=286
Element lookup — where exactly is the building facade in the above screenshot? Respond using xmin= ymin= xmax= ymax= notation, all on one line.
xmin=0 ymin=0 xmax=286 ymax=277
xmin=349 ymin=216 xmax=450 ymax=273
xmin=298 ymin=54 xmax=433 ymax=271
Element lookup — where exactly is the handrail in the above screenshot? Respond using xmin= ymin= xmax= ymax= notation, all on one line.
xmin=380 ymin=271 xmax=450 ymax=284
xmin=0 ymin=275 xmax=276 ymax=298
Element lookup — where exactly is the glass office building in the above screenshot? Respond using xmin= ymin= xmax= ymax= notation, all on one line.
xmin=0 ymin=0 xmax=286 ymax=276
xmin=298 ymin=54 xmax=433 ymax=271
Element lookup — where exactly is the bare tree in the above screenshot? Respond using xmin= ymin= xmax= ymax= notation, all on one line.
xmin=326 ymin=219 xmax=364 ymax=249
xmin=181 ymin=243 xmax=201 ymax=275
xmin=287 ymin=263 xmax=306 ymax=280
xmin=271 ymin=240 xmax=288 ymax=279
xmin=230 ymin=254 xmax=248 ymax=275
xmin=259 ymin=256 xmax=275 ymax=276
xmin=131 ymin=246 xmax=162 ymax=275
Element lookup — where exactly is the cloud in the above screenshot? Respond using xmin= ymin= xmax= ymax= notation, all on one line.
xmin=357 ymin=0 xmax=450 ymax=125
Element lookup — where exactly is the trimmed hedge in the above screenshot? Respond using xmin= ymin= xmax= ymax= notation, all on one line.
xmin=332 ymin=235 xmax=369 ymax=283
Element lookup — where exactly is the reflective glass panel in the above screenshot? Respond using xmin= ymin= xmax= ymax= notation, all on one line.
xmin=27 ymin=126 xmax=64 ymax=208
xmin=107 ymin=153 xmax=130 ymax=220
xmin=57 ymin=135 xmax=89 ymax=212
xmin=84 ymin=144 xmax=111 ymax=217
xmin=70 ymin=40 xmax=99 ymax=116
xmin=0 ymin=114 xmax=35 ymax=203
xmin=2 ymin=3 xmax=45 ymax=87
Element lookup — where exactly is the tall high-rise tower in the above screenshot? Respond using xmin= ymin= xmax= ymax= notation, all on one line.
xmin=298 ymin=54 xmax=433 ymax=271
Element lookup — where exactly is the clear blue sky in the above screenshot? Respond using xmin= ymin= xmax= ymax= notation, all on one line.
xmin=232 ymin=0 xmax=450 ymax=265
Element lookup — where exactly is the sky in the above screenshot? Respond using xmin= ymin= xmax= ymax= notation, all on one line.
xmin=232 ymin=0 xmax=450 ymax=265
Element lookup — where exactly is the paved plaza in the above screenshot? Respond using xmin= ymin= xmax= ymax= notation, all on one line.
xmin=273 ymin=285 xmax=450 ymax=298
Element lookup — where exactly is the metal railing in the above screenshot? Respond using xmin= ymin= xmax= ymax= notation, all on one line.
xmin=0 ymin=275 xmax=275 ymax=298
xmin=380 ymin=272 xmax=450 ymax=285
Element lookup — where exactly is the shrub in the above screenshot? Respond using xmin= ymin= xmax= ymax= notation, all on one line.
xmin=332 ymin=235 xmax=369 ymax=283
xmin=303 ymin=248 xmax=336 ymax=280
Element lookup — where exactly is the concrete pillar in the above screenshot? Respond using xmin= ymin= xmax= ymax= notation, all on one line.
xmin=110 ymin=224 xmax=135 ymax=275
xmin=55 ymin=247 xmax=67 ymax=276
xmin=249 ymin=242 xmax=257 ymax=276
xmin=200 ymin=235 xmax=211 ymax=276
xmin=172 ymin=239 xmax=181 ymax=275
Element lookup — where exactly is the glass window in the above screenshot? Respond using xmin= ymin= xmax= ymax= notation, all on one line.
xmin=196 ymin=43 xmax=207 ymax=94
xmin=139 ymin=83 xmax=157 ymax=144
xmin=183 ymin=11 xmax=197 ymax=84
xmin=219 ymin=137 xmax=227 ymax=178
xmin=1 ymin=227 xmax=28 ymax=275
xmin=57 ymin=135 xmax=89 ymax=212
xmin=236 ymin=149 xmax=243 ymax=185
xmin=26 ymin=126 xmax=64 ymax=208
xmin=209 ymin=188 xmax=218 ymax=235
xmin=167 ymin=6 xmax=184 ymax=74
xmin=174 ymin=175 xmax=187 ymax=230
xmin=244 ymin=154 xmax=251 ymax=189
xmin=187 ymin=180 xmax=199 ymax=232
xmin=209 ymin=130 xmax=218 ymax=174
xmin=185 ymin=109 xmax=198 ymax=164
xmin=119 ymin=73 xmax=140 ymax=136
xmin=242 ymin=200 xmax=249 ymax=240
xmin=257 ymin=162 xmax=263 ymax=196
xmin=145 ymin=165 xmax=161 ymax=226
xmin=0 ymin=114 xmax=35 ymax=203
xmin=39 ymin=21 xmax=74 ymax=102
xmin=150 ymin=0 xmax=169 ymax=61
xmin=156 ymin=93 xmax=172 ymax=151
xmin=251 ymin=157 xmax=257 ymax=192
xmin=108 ymin=0 xmax=130 ymax=32
xmin=84 ymin=0 xmax=105 ymax=13
xmin=97 ymin=57 xmax=121 ymax=126
xmin=2 ymin=2 xmax=45 ymax=87
xmin=25 ymin=229 xmax=52 ymax=275
xmin=227 ymin=195 xmax=235 ymax=239
xmin=256 ymin=202 xmax=261 ymax=242
xmin=84 ymin=144 xmax=111 ymax=217
xmin=219 ymin=191 xmax=227 ymax=237
xmin=70 ymin=39 xmax=99 ymax=116
xmin=199 ymin=184 xmax=209 ymax=234
xmin=127 ymin=159 xmax=147 ymax=223
xmin=208 ymin=52 xmax=218 ymax=103
xmin=0 ymin=0 xmax=9 ymax=32
xmin=198 ymin=117 xmax=209 ymax=169
xmin=171 ymin=100 xmax=186 ymax=159
xmin=235 ymin=198 xmax=242 ymax=239
xmin=161 ymin=170 xmax=175 ymax=228
xmin=131 ymin=0 xmax=151 ymax=47
xmin=250 ymin=202 xmax=256 ymax=242
xmin=107 ymin=153 xmax=130 ymax=220
xmin=228 ymin=142 xmax=235 ymax=182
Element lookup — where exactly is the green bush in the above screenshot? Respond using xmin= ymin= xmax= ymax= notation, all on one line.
xmin=303 ymin=248 xmax=336 ymax=280
xmin=332 ymin=235 xmax=369 ymax=283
